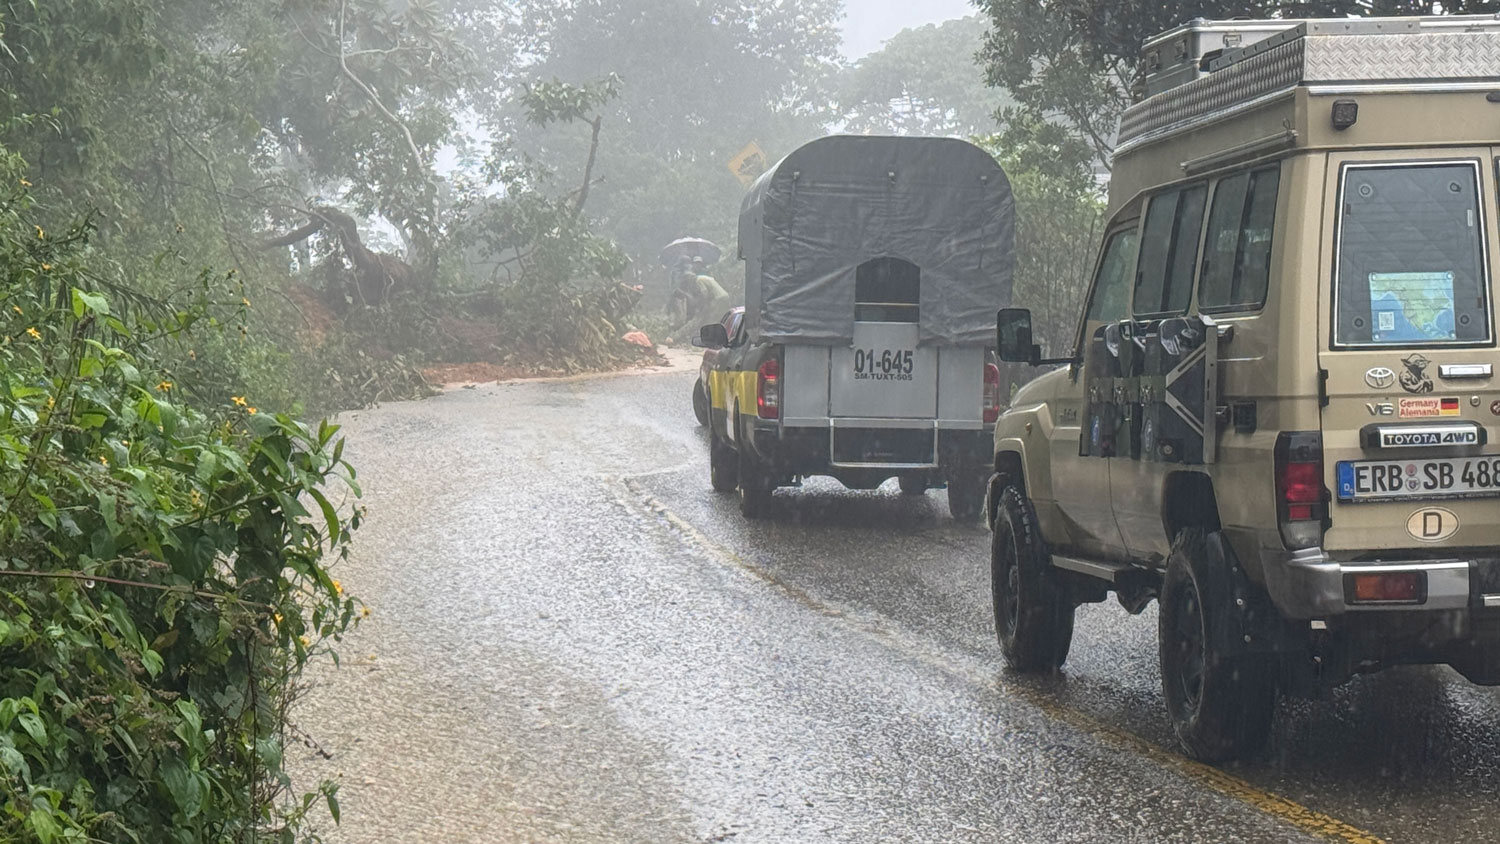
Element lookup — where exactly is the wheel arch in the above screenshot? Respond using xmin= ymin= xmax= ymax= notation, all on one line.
xmin=987 ymin=442 xmax=1027 ymax=527
xmin=1161 ymin=470 xmax=1222 ymax=540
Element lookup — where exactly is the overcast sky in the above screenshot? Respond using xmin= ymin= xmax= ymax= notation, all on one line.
xmin=840 ymin=0 xmax=977 ymax=59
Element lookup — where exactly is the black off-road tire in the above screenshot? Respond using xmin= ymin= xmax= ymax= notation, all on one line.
xmin=898 ymin=474 xmax=928 ymax=496
xmin=990 ymin=486 xmax=1074 ymax=671
xmin=692 ymin=378 xmax=710 ymax=427
xmin=737 ymin=420 xmax=774 ymax=519
xmin=1158 ymin=528 xmax=1277 ymax=762
xmin=709 ymin=428 xmax=738 ymax=493
xmin=947 ymin=471 xmax=987 ymax=522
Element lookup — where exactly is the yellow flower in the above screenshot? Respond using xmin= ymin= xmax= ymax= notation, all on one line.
xmin=99 ymin=455 xmax=108 ymax=466
xmin=240 ymin=298 xmax=251 ymax=308
xmin=332 ymin=579 xmax=343 ymax=596
xmin=231 ymin=396 xmax=247 ymax=407
xmin=361 ymin=607 xmax=371 ymax=618
xmin=247 ymin=407 xmax=257 ymax=415
xmin=25 ymin=327 xmax=40 ymax=340
xmin=188 ymin=349 xmax=196 ymax=360
xmin=10 ymin=305 xmax=20 ymax=315
xmin=18 ymin=178 xmax=31 ymax=187
xmin=299 ymin=635 xmax=310 ymax=648
xmin=273 ymin=613 xmax=283 ymax=624
xmin=156 ymin=381 xmax=173 ymax=392
xmin=39 ymin=264 xmax=50 ymax=272
xmin=34 ymin=226 xmax=43 ymax=240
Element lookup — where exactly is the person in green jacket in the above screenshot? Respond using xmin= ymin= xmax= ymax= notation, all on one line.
xmin=666 ymin=257 xmax=731 ymax=345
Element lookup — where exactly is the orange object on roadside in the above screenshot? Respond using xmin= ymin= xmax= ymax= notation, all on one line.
xmin=621 ymin=331 xmax=653 ymax=348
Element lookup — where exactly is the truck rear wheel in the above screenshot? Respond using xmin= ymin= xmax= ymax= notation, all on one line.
xmin=898 ymin=474 xmax=927 ymax=496
xmin=947 ymin=471 xmax=986 ymax=522
xmin=709 ymin=428 xmax=737 ymax=493
xmin=1158 ymin=529 xmax=1276 ymax=762
xmin=692 ymin=378 xmax=710 ymax=427
xmin=737 ymin=420 xmax=774 ymax=519
xmin=990 ymin=487 xmax=1073 ymax=671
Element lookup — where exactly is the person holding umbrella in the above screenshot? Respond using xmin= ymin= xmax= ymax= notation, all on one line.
xmin=665 ymin=255 xmax=730 ymax=346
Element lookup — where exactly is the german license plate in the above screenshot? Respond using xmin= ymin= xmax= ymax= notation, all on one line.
xmin=1336 ymin=456 xmax=1500 ymax=502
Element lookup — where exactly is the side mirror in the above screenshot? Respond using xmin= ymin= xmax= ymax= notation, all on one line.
xmin=694 ymin=323 xmax=729 ymax=349
xmin=996 ymin=308 xmax=1040 ymax=365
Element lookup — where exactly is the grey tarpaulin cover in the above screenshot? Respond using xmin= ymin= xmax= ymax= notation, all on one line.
xmin=738 ymin=135 xmax=1014 ymax=346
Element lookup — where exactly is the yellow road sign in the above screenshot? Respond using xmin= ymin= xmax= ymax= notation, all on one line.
xmin=727 ymin=141 xmax=768 ymax=187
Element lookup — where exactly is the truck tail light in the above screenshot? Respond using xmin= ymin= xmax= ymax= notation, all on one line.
xmin=983 ymin=362 xmax=1002 ymax=423
xmin=1274 ymin=431 xmax=1327 ymax=549
xmin=757 ymin=358 xmax=780 ymax=420
xmin=1347 ymin=571 xmax=1424 ymax=604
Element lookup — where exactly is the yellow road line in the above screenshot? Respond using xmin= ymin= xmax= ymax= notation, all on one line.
xmin=617 ymin=477 xmax=1388 ymax=844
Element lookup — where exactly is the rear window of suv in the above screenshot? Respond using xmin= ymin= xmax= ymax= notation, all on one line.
xmin=1134 ymin=184 xmax=1206 ymax=318
xmin=1334 ymin=161 xmax=1491 ymax=348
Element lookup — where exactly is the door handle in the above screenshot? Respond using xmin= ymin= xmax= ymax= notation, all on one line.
xmin=1439 ymin=363 xmax=1492 ymax=380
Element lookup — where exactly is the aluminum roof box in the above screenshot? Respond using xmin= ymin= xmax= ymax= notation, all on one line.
xmin=1141 ymin=19 xmax=1300 ymax=98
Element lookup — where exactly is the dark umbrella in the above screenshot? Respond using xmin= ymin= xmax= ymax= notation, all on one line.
xmin=659 ymin=237 xmax=722 ymax=267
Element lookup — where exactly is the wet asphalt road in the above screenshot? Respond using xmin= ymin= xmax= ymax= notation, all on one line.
xmin=293 ymin=362 xmax=1500 ymax=844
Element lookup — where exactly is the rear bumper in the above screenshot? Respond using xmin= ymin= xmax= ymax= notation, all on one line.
xmin=1262 ymin=546 xmax=1500 ymax=618
xmin=746 ymin=419 xmax=992 ymax=476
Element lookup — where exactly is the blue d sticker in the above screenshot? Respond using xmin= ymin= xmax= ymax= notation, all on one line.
xmin=1337 ymin=462 xmax=1356 ymax=499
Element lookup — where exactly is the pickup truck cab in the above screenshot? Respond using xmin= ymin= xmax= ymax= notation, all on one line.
xmin=698 ymin=135 xmax=1013 ymax=520
xmin=990 ymin=16 xmax=1500 ymax=760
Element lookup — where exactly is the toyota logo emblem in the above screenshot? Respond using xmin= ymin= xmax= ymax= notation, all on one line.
xmin=1365 ymin=367 xmax=1396 ymax=389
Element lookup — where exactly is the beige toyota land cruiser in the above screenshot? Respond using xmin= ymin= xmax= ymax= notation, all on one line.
xmin=990 ymin=16 xmax=1500 ymax=761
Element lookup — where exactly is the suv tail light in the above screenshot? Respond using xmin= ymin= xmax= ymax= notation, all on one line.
xmin=757 ymin=358 xmax=780 ymax=420
xmin=1274 ymin=431 xmax=1327 ymax=549
xmin=983 ymin=362 xmax=1002 ymax=424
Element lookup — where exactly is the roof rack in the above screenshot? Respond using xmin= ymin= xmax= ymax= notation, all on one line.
xmin=1121 ymin=14 xmax=1500 ymax=155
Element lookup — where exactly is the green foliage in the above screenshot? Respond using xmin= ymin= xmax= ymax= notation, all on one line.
xmin=0 ymin=168 xmax=359 ymax=842
xmin=838 ymin=16 xmax=1013 ymax=137
xmin=977 ymin=118 xmax=1106 ymax=352
xmin=489 ymin=0 xmax=844 ymax=276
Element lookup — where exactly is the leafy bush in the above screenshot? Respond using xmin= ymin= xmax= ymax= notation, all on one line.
xmin=0 ymin=165 xmax=359 ymax=841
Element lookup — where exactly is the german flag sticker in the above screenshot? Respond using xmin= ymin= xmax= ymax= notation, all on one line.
xmin=1441 ymin=397 xmax=1461 ymax=416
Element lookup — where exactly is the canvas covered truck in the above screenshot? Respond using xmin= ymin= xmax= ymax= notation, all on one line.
xmin=990 ymin=14 xmax=1500 ymax=761
xmin=696 ymin=135 xmax=1013 ymax=520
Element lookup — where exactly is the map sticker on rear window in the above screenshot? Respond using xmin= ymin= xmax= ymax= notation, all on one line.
xmin=1369 ymin=271 xmax=1456 ymax=343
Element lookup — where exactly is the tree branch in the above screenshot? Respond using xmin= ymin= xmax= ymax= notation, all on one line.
xmin=338 ymin=0 xmax=425 ymax=176
xmin=261 ymin=219 xmax=327 ymax=249
xmin=573 ymin=115 xmax=604 ymax=218
xmin=170 ymin=122 xmax=251 ymax=277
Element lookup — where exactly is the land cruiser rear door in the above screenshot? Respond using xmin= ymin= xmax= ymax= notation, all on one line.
xmin=1318 ymin=151 xmax=1500 ymax=551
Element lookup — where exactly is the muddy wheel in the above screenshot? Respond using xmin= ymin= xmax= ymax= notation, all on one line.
xmin=898 ymin=474 xmax=927 ymax=496
xmin=709 ymin=428 xmax=737 ymax=493
xmin=1159 ymin=529 xmax=1276 ymax=762
xmin=947 ymin=471 xmax=986 ymax=522
xmin=692 ymin=378 xmax=710 ymax=427
xmin=990 ymin=486 xmax=1073 ymax=671
xmin=737 ymin=421 xmax=774 ymax=519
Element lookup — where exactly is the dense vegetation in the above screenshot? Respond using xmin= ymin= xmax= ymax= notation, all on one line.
xmin=0 ymin=154 xmax=358 ymax=840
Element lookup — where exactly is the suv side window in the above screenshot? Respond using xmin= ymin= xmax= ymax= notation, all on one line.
xmin=1200 ymin=165 xmax=1280 ymax=312
xmin=1086 ymin=226 xmax=1140 ymax=323
xmin=1134 ymin=184 xmax=1207 ymax=318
